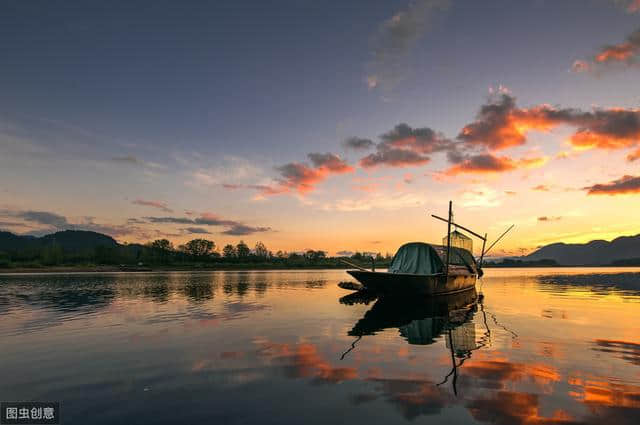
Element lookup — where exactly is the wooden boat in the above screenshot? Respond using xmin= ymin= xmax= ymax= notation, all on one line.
xmin=343 ymin=201 xmax=512 ymax=296
xmin=347 ymin=243 xmax=479 ymax=295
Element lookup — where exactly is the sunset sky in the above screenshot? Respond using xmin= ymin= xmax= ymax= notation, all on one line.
xmin=2 ymin=0 xmax=640 ymax=256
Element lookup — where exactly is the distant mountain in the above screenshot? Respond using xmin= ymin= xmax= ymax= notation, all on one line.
xmin=0 ymin=230 xmax=118 ymax=253
xmin=525 ymin=234 xmax=640 ymax=265
xmin=0 ymin=231 xmax=37 ymax=251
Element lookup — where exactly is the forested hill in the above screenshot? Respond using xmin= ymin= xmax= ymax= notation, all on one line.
xmin=0 ymin=230 xmax=133 ymax=266
xmin=525 ymin=234 xmax=640 ymax=265
xmin=0 ymin=230 xmax=118 ymax=252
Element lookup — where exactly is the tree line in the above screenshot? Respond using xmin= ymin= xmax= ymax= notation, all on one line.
xmin=0 ymin=236 xmax=392 ymax=269
xmin=147 ymin=238 xmax=391 ymax=266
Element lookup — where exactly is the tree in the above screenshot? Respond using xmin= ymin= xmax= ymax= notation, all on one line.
xmin=42 ymin=242 xmax=64 ymax=265
xmin=305 ymin=250 xmax=326 ymax=261
xmin=254 ymin=241 xmax=269 ymax=258
xmin=0 ymin=251 xmax=10 ymax=268
xmin=314 ymin=250 xmax=326 ymax=260
xmin=94 ymin=245 xmax=118 ymax=264
xmin=183 ymin=239 xmax=215 ymax=257
xmin=236 ymin=240 xmax=250 ymax=258
xmin=151 ymin=239 xmax=173 ymax=251
xmin=222 ymin=244 xmax=236 ymax=258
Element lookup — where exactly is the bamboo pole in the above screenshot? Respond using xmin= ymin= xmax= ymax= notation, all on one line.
xmin=431 ymin=214 xmax=486 ymax=241
xmin=445 ymin=201 xmax=452 ymax=277
xmin=479 ymin=233 xmax=487 ymax=267
xmin=339 ymin=258 xmax=369 ymax=272
xmin=483 ymin=225 xmax=515 ymax=258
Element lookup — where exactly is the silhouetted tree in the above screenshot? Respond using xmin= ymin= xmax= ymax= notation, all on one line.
xmin=148 ymin=239 xmax=174 ymax=264
xmin=236 ymin=241 xmax=250 ymax=258
xmin=94 ymin=245 xmax=119 ymax=264
xmin=41 ymin=242 xmax=63 ymax=265
xmin=222 ymin=244 xmax=236 ymax=258
xmin=0 ymin=251 xmax=10 ymax=267
xmin=254 ymin=241 xmax=269 ymax=258
xmin=183 ymin=239 xmax=215 ymax=257
xmin=150 ymin=239 xmax=173 ymax=251
xmin=305 ymin=250 xmax=326 ymax=261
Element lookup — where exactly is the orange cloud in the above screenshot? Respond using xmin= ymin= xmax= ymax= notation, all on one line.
xmin=518 ymin=156 xmax=549 ymax=169
xmin=628 ymin=148 xmax=640 ymax=162
xmin=446 ymin=154 xmax=516 ymax=175
xmin=457 ymin=95 xmax=557 ymax=150
xmin=340 ymin=94 xmax=640 ymax=180
xmin=568 ymin=113 xmax=640 ymax=150
xmin=573 ymin=27 xmax=640 ymax=71
xmin=584 ymin=175 xmax=640 ymax=195
xmin=595 ymin=43 xmax=636 ymax=63
xmin=360 ymin=148 xmax=431 ymax=168
xmin=460 ymin=94 xmax=640 ymax=159
xmin=244 ymin=152 xmax=353 ymax=196
xmin=445 ymin=153 xmax=548 ymax=175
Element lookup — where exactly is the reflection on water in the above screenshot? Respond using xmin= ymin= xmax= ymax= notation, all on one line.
xmin=0 ymin=268 xmax=639 ymax=424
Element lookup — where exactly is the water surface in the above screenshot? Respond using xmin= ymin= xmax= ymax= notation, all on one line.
xmin=1 ymin=268 xmax=639 ymax=424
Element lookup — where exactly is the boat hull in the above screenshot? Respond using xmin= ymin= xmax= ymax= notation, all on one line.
xmin=346 ymin=270 xmax=476 ymax=296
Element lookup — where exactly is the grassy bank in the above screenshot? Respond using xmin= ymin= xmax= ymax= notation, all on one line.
xmin=0 ymin=262 xmax=386 ymax=274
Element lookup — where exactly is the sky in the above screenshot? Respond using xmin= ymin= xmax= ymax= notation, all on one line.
xmin=1 ymin=0 xmax=640 ymax=256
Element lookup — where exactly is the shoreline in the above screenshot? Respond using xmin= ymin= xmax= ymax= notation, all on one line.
xmin=2 ymin=264 xmax=640 ymax=274
xmin=0 ymin=264 xmax=372 ymax=274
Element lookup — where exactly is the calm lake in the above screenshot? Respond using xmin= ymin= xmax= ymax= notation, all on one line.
xmin=1 ymin=268 xmax=639 ymax=424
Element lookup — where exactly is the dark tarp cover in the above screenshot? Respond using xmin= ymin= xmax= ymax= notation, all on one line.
xmin=388 ymin=242 xmax=477 ymax=275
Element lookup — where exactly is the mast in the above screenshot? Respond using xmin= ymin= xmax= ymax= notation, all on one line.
xmin=445 ymin=201 xmax=452 ymax=277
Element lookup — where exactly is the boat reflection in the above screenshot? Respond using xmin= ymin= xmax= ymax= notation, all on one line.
xmin=343 ymin=289 xmax=478 ymax=340
xmin=341 ymin=289 xmax=492 ymax=395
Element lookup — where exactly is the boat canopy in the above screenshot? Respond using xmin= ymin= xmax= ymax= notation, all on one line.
xmin=388 ymin=242 xmax=477 ymax=275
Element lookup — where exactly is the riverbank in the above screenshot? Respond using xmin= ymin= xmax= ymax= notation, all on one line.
xmin=0 ymin=263 xmax=380 ymax=274
xmin=3 ymin=264 xmax=640 ymax=274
